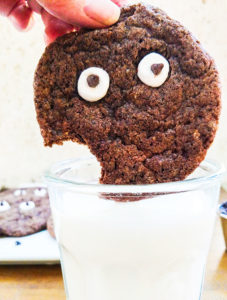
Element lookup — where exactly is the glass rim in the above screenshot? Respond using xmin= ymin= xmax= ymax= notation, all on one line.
xmin=44 ymin=157 xmax=225 ymax=194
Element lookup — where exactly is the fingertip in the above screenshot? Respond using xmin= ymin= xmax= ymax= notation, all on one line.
xmin=9 ymin=2 xmax=33 ymax=31
xmin=84 ymin=0 xmax=120 ymax=26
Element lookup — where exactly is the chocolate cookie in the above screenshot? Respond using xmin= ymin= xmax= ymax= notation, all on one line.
xmin=0 ymin=187 xmax=50 ymax=237
xmin=34 ymin=4 xmax=221 ymax=184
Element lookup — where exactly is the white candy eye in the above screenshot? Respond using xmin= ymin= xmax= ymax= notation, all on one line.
xmin=14 ymin=189 xmax=26 ymax=196
xmin=138 ymin=52 xmax=170 ymax=87
xmin=34 ymin=188 xmax=47 ymax=197
xmin=77 ymin=67 xmax=110 ymax=102
xmin=0 ymin=200 xmax=10 ymax=212
xmin=19 ymin=201 xmax=35 ymax=213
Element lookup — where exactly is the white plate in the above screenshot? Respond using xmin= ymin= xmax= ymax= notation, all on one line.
xmin=0 ymin=230 xmax=60 ymax=265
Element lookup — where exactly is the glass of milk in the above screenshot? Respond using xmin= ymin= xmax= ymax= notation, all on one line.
xmin=45 ymin=157 xmax=224 ymax=300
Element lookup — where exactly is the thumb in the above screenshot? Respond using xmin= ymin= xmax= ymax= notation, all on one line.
xmin=36 ymin=0 xmax=120 ymax=28
xmin=84 ymin=0 xmax=121 ymax=26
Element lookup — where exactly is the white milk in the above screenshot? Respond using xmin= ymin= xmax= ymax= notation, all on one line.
xmin=51 ymin=190 xmax=216 ymax=300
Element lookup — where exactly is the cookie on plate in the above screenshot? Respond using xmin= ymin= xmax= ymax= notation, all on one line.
xmin=34 ymin=3 xmax=221 ymax=184
xmin=0 ymin=187 xmax=50 ymax=237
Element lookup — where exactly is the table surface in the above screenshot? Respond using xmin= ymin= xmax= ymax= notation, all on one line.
xmin=0 ymin=192 xmax=227 ymax=300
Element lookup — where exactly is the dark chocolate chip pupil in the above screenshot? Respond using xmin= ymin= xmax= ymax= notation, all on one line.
xmin=0 ymin=202 xmax=3 ymax=206
xmin=87 ymin=74 xmax=100 ymax=88
xmin=151 ymin=63 xmax=164 ymax=76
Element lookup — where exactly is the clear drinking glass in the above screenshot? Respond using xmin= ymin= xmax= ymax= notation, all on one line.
xmin=45 ymin=157 xmax=224 ymax=300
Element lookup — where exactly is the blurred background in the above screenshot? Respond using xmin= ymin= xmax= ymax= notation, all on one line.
xmin=0 ymin=0 xmax=226 ymax=188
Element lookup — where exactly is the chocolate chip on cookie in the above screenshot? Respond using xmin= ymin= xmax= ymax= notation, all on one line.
xmin=34 ymin=4 xmax=221 ymax=184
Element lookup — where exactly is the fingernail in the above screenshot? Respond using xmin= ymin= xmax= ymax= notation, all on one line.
xmin=84 ymin=0 xmax=120 ymax=26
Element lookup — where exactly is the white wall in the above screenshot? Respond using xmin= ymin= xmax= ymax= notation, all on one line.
xmin=0 ymin=0 xmax=226 ymax=187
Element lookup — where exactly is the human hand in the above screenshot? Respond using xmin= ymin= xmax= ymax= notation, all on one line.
xmin=0 ymin=0 xmax=128 ymax=44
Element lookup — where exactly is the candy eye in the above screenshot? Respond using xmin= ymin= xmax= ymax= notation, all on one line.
xmin=0 ymin=200 xmax=10 ymax=212
xmin=19 ymin=201 xmax=35 ymax=213
xmin=77 ymin=67 xmax=110 ymax=102
xmin=34 ymin=188 xmax=47 ymax=197
xmin=138 ymin=52 xmax=170 ymax=87
xmin=14 ymin=189 xmax=26 ymax=196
